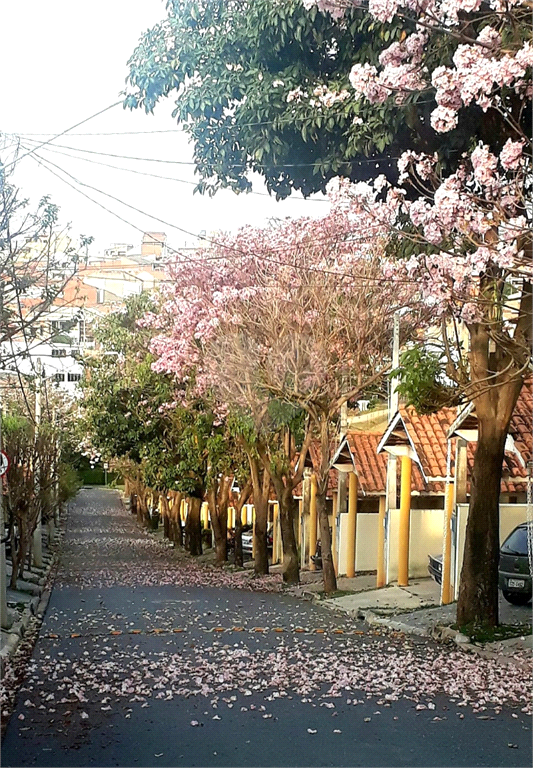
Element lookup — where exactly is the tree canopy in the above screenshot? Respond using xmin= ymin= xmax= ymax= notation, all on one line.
xmin=124 ymin=0 xmax=500 ymax=198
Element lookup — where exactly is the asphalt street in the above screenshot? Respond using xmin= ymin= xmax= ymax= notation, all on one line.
xmin=1 ymin=488 xmax=531 ymax=767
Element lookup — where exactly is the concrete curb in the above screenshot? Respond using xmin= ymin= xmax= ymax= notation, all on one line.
xmin=359 ymin=609 xmax=431 ymax=637
xmin=1 ymin=529 xmax=61 ymax=668
xmin=300 ymin=587 xmax=531 ymax=667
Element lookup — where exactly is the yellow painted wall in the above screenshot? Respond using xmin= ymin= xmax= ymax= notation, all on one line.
xmin=388 ymin=508 xmax=445 ymax=581
xmin=337 ymin=513 xmax=379 ymax=575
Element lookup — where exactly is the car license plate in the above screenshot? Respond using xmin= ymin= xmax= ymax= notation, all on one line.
xmin=507 ymin=578 xmax=525 ymax=588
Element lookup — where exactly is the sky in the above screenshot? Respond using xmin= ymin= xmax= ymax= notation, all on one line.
xmin=0 ymin=0 xmax=329 ymax=257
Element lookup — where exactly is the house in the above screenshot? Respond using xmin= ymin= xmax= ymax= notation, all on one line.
xmin=327 ymin=383 xmax=532 ymax=597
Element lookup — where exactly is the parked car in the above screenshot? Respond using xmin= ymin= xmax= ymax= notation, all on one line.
xmin=427 ymin=522 xmax=532 ymax=606
xmin=428 ymin=553 xmax=443 ymax=585
xmin=499 ymin=522 xmax=532 ymax=605
xmin=242 ymin=525 xmax=273 ymax=556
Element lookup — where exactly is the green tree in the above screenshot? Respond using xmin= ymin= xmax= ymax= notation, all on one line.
xmin=125 ymin=0 xmax=407 ymax=197
xmin=125 ymin=0 xmax=524 ymax=198
xmin=81 ymin=294 xmax=252 ymax=561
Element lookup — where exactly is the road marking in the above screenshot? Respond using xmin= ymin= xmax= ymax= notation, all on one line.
xmin=46 ymin=625 xmax=358 ymax=639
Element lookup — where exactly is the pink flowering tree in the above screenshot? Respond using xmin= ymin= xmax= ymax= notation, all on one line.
xmin=149 ymin=217 xmax=418 ymax=591
xmin=146 ymin=236 xmax=306 ymax=581
xmin=303 ymin=0 xmax=532 ymax=626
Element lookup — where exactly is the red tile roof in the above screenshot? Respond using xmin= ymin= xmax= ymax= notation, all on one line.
xmin=389 ymin=382 xmax=531 ymax=495
xmin=342 ymin=380 xmax=531 ymax=497
xmin=346 ymin=431 xmax=439 ymax=495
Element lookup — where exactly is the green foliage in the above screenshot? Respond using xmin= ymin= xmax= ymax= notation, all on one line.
xmin=391 ymin=345 xmax=459 ymax=414
xmin=125 ymin=0 xmax=420 ymax=197
xmin=82 ymin=294 xmax=249 ymax=498
xmin=58 ymin=463 xmax=82 ymax=502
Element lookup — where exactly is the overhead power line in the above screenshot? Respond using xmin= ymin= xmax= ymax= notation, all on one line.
xmin=25 ymin=146 xmax=415 ymax=286
xmin=3 ymin=102 xmax=122 ymax=172
xmin=20 ymin=135 xmax=398 ymax=171
xmin=20 ymin=141 xmax=329 ymax=204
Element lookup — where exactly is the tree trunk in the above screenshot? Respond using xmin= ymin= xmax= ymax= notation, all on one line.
xmin=247 ymin=455 xmax=270 ymax=575
xmin=316 ymin=482 xmax=337 ymax=594
xmin=169 ymin=492 xmax=184 ymax=546
xmin=185 ymin=497 xmax=203 ymax=556
xmin=316 ymin=414 xmax=337 ymax=593
xmin=161 ymin=495 xmax=170 ymax=539
xmin=456 ymin=322 xmax=524 ymax=627
xmin=253 ymin=494 xmax=269 ymax=575
xmin=456 ymin=419 xmax=508 ymax=628
xmin=234 ymin=511 xmax=244 ymax=568
xmin=232 ymin=480 xmax=252 ymax=568
xmin=209 ymin=496 xmax=227 ymax=565
xmin=138 ymin=488 xmax=150 ymax=528
xmin=9 ymin=525 xmax=20 ymax=590
xmin=208 ymin=477 xmax=232 ymax=566
xmin=276 ymin=484 xmax=299 ymax=585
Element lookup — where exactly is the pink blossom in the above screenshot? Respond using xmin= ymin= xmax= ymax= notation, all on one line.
xmin=499 ymin=139 xmax=524 ymax=171
xmin=471 ymin=144 xmax=498 ymax=186
xmin=461 ymin=302 xmax=483 ymax=324
xmin=408 ymin=199 xmax=431 ymax=227
xmin=349 ymin=64 xmax=389 ymax=104
xmin=423 ymin=220 xmax=444 ymax=244
xmin=476 ymin=26 xmax=502 ymax=51
xmin=430 ymin=106 xmax=458 ymax=133
xmin=368 ymin=0 xmax=399 ymax=22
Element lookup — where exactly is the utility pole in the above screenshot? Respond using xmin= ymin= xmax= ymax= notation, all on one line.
xmin=384 ymin=312 xmax=401 ymax=585
xmin=32 ymin=359 xmax=43 ymax=568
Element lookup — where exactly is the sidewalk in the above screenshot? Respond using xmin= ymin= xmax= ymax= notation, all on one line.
xmin=286 ymin=568 xmax=532 ymax=665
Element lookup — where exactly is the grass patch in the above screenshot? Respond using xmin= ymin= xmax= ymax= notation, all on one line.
xmin=451 ymin=621 xmax=532 ymax=644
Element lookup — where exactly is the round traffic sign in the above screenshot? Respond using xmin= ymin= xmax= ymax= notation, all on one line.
xmin=0 ymin=451 xmax=9 ymax=477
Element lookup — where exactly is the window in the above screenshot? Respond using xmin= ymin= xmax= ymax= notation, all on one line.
xmin=54 ymin=373 xmax=65 ymax=382
xmin=501 ymin=525 xmax=530 ymax=556
xmin=78 ymin=319 xmax=94 ymax=344
xmin=68 ymin=373 xmax=82 ymax=382
xmin=51 ymin=349 xmax=67 ymax=357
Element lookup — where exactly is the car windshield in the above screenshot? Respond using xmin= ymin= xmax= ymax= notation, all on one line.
xmin=501 ymin=526 xmax=530 ymax=556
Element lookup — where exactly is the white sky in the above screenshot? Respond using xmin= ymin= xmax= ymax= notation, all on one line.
xmin=0 ymin=0 xmax=329 ymax=257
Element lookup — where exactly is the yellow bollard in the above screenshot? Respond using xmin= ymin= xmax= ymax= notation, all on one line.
xmin=252 ymin=507 xmax=256 ymax=559
xmin=332 ymin=491 xmax=338 ymax=576
xmin=201 ymin=502 xmax=209 ymax=529
xmin=398 ymin=456 xmax=412 ymax=586
xmin=376 ymin=495 xmax=386 ymax=588
xmin=309 ymin=476 xmax=318 ymax=571
xmin=346 ymin=472 xmax=358 ymax=578
xmin=272 ymin=502 xmax=279 ymax=564
xmin=441 ymin=482 xmax=454 ymax=604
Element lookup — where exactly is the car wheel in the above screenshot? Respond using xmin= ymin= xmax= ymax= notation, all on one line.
xmin=502 ymin=590 xmax=532 ymax=606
